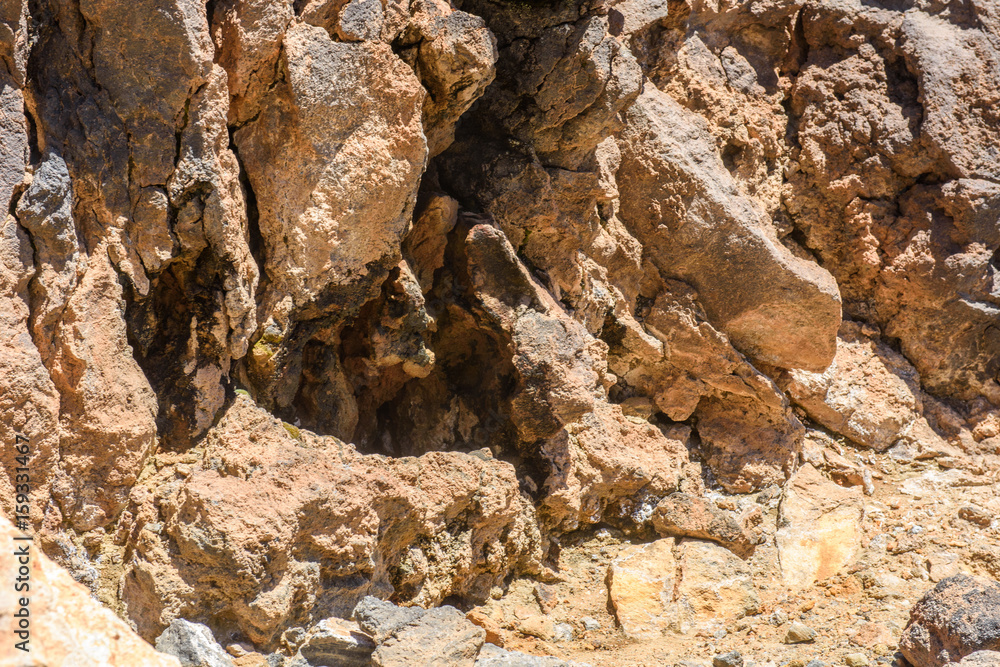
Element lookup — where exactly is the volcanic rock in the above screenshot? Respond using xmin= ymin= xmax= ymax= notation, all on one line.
xmin=900 ymin=574 xmax=1000 ymax=667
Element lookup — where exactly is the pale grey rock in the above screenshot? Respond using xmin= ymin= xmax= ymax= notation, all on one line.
xmin=155 ymin=619 xmax=234 ymax=667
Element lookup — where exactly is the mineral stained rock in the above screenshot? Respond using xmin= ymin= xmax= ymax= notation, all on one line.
xmin=0 ymin=0 xmax=998 ymax=661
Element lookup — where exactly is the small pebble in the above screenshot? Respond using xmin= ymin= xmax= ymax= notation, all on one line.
xmin=844 ymin=654 xmax=869 ymax=667
xmin=226 ymin=642 xmax=253 ymax=657
xmin=553 ymin=622 xmax=574 ymax=642
xmin=713 ymin=651 xmax=743 ymax=667
xmin=581 ymin=616 xmax=601 ymax=631
xmin=783 ymin=622 xmax=817 ymax=644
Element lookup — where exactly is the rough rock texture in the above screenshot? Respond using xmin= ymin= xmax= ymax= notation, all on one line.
xmin=121 ymin=397 xmax=540 ymax=648
xmin=776 ymin=464 xmax=864 ymax=589
xmin=355 ymin=596 xmax=485 ymax=667
xmin=295 ymin=617 xmax=375 ymax=667
xmin=606 ymin=537 xmax=759 ymax=639
xmin=946 ymin=652 xmax=1000 ymax=667
xmin=475 ymin=644 xmax=594 ymax=667
xmin=901 ymin=574 xmax=1000 ymax=667
xmin=0 ymin=0 xmax=998 ymax=662
xmin=651 ymin=492 xmax=757 ymax=558
xmin=785 ymin=320 xmax=943 ymax=452
xmin=0 ymin=515 xmax=182 ymax=667
xmin=155 ymin=619 xmax=235 ymax=667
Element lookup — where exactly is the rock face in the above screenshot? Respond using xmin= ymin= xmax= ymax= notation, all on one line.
xmin=776 ymin=464 xmax=864 ymax=589
xmin=900 ymin=574 xmax=1000 ymax=667
xmin=0 ymin=0 xmax=998 ymax=661
xmin=606 ymin=537 xmax=759 ymax=639
xmin=0 ymin=515 xmax=181 ymax=667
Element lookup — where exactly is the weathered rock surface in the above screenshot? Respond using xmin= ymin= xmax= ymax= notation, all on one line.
xmin=776 ymin=464 xmax=864 ymax=589
xmin=786 ymin=321 xmax=943 ymax=452
xmin=0 ymin=515 xmax=181 ymax=667
xmin=355 ymin=596 xmax=485 ymax=667
xmin=945 ymin=652 xmax=1000 ymax=667
xmin=618 ymin=85 xmax=842 ymax=374
xmin=0 ymin=0 xmax=998 ymax=663
xmin=155 ymin=619 xmax=234 ymax=667
xmin=900 ymin=574 xmax=1000 ymax=667
xmin=606 ymin=537 xmax=758 ymax=639
xmin=651 ymin=493 xmax=756 ymax=558
xmin=475 ymin=643 xmax=594 ymax=667
xmin=295 ymin=617 xmax=375 ymax=667
xmin=121 ymin=397 xmax=540 ymax=648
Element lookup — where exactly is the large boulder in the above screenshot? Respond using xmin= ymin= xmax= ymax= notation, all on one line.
xmin=354 ymin=596 xmax=485 ymax=667
xmin=121 ymin=396 xmax=541 ymax=649
xmin=785 ymin=320 xmax=945 ymax=452
xmin=617 ymin=86 xmax=842 ymax=373
xmin=901 ymin=574 xmax=1000 ymax=667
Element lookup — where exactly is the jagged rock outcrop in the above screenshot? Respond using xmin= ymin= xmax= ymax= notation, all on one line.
xmin=121 ymin=396 xmax=541 ymax=648
xmin=0 ymin=0 xmax=997 ymax=660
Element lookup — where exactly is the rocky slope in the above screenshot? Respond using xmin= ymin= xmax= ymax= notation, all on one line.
xmin=0 ymin=0 xmax=999 ymax=664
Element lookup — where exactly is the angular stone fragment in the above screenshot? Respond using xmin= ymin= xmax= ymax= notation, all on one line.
xmin=460 ymin=222 xmax=690 ymax=531
xmin=355 ymin=597 xmax=485 ymax=667
xmin=606 ymin=538 xmax=679 ymax=640
xmin=155 ymin=619 xmax=234 ymax=667
xmin=0 ymin=516 xmax=181 ymax=667
xmin=618 ymin=86 xmax=842 ymax=373
xmin=786 ymin=321 xmax=943 ymax=452
xmin=475 ymin=644 xmax=594 ymax=666
xmin=783 ymin=622 xmax=817 ymax=644
xmin=651 ymin=493 xmax=755 ymax=558
xmin=606 ymin=537 xmax=757 ymax=639
xmin=901 ymin=574 xmax=1000 ymax=667
xmin=776 ymin=465 xmax=864 ymax=589
xmin=234 ymin=22 xmax=426 ymax=313
xmin=297 ymin=617 xmax=376 ymax=667
xmin=396 ymin=0 xmax=498 ymax=156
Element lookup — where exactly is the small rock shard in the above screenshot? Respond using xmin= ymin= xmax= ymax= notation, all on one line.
xmin=783 ymin=622 xmax=818 ymax=644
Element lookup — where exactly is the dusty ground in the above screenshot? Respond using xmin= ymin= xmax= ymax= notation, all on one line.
xmin=466 ymin=442 xmax=1000 ymax=667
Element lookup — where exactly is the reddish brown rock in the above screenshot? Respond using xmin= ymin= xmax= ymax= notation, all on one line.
xmin=618 ymin=86 xmax=842 ymax=374
xmin=651 ymin=493 xmax=756 ymax=558
xmin=786 ymin=321 xmax=945 ymax=452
